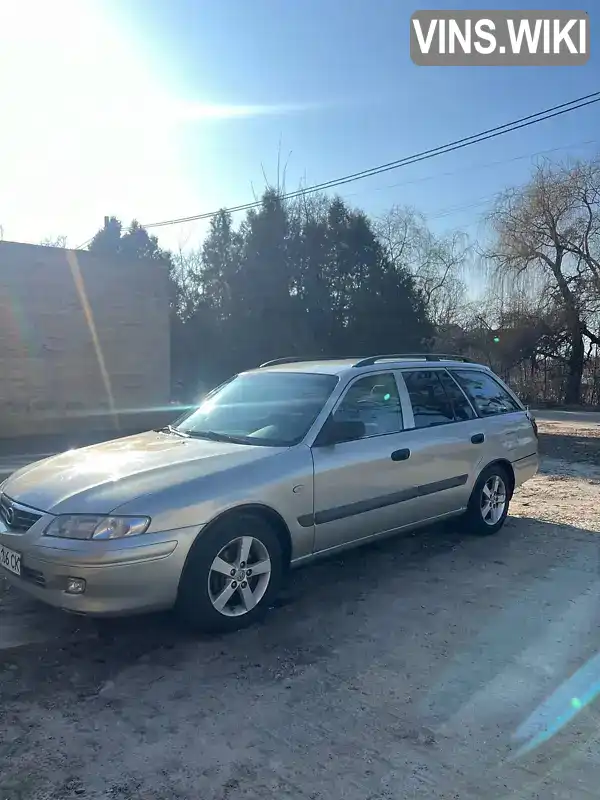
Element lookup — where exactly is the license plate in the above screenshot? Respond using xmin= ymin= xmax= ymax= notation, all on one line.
xmin=0 ymin=544 xmax=21 ymax=576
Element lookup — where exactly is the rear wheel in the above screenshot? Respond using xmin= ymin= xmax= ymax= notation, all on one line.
xmin=464 ymin=464 xmax=511 ymax=536
xmin=176 ymin=513 xmax=284 ymax=633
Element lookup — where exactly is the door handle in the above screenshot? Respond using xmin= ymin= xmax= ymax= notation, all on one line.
xmin=471 ymin=433 xmax=485 ymax=444
xmin=391 ymin=448 xmax=410 ymax=461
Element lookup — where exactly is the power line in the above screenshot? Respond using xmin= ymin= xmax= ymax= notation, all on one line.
xmin=429 ymin=195 xmax=497 ymax=221
xmin=342 ymin=138 xmax=597 ymax=200
xmin=140 ymin=91 xmax=600 ymax=230
xmin=86 ymin=140 xmax=595 ymax=248
xmin=75 ymin=235 xmax=94 ymax=249
xmin=74 ymin=92 xmax=599 ymax=248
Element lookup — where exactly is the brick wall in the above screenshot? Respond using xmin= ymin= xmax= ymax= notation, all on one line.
xmin=0 ymin=241 xmax=171 ymax=438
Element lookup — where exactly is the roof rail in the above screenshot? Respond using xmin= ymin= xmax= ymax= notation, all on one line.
xmin=258 ymin=356 xmax=359 ymax=368
xmin=353 ymin=353 xmax=474 ymax=368
xmin=259 ymin=357 xmax=307 ymax=368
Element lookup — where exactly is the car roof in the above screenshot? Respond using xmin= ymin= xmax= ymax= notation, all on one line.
xmin=244 ymin=356 xmax=489 ymax=377
xmin=247 ymin=359 xmax=360 ymax=376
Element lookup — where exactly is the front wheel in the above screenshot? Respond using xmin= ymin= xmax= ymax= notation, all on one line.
xmin=176 ymin=513 xmax=284 ymax=633
xmin=464 ymin=464 xmax=511 ymax=536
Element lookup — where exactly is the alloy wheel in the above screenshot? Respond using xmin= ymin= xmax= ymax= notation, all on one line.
xmin=207 ymin=535 xmax=272 ymax=617
xmin=480 ymin=474 xmax=507 ymax=526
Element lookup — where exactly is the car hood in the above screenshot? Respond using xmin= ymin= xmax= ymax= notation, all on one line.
xmin=3 ymin=430 xmax=286 ymax=515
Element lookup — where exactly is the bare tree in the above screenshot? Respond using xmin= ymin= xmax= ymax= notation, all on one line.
xmin=170 ymin=247 xmax=205 ymax=319
xmin=375 ymin=206 xmax=473 ymax=331
xmin=40 ymin=235 xmax=68 ymax=248
xmin=486 ymin=157 xmax=600 ymax=404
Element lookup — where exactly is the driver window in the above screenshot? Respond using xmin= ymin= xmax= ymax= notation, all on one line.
xmin=334 ymin=372 xmax=403 ymax=438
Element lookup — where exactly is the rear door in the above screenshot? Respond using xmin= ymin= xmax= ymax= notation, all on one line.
xmin=448 ymin=368 xmax=537 ymax=466
xmin=388 ymin=368 xmax=487 ymax=525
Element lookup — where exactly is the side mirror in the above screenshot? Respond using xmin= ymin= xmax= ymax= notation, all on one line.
xmin=315 ymin=416 xmax=365 ymax=446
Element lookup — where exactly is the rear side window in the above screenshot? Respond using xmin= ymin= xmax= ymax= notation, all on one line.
xmin=438 ymin=371 xmax=476 ymax=421
xmin=403 ymin=370 xmax=463 ymax=428
xmin=451 ymin=370 xmax=521 ymax=417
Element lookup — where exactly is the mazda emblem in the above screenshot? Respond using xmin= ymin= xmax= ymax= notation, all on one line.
xmin=5 ymin=505 xmax=15 ymax=526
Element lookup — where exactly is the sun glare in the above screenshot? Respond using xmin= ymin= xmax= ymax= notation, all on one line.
xmin=0 ymin=0 xmax=198 ymax=246
xmin=0 ymin=1 xmax=312 ymax=248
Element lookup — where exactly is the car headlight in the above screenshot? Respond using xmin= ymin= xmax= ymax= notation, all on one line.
xmin=44 ymin=515 xmax=151 ymax=540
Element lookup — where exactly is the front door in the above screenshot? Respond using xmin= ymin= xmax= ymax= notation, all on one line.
xmin=311 ymin=371 xmax=415 ymax=554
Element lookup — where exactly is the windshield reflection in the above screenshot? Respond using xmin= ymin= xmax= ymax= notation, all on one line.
xmin=174 ymin=371 xmax=339 ymax=447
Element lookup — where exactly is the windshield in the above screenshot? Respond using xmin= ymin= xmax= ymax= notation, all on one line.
xmin=174 ymin=371 xmax=339 ymax=446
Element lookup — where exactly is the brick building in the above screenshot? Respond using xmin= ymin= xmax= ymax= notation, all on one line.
xmin=0 ymin=241 xmax=171 ymax=439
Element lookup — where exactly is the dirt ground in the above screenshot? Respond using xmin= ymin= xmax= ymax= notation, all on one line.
xmin=537 ymin=419 xmax=600 ymax=468
xmin=511 ymin=420 xmax=600 ymax=532
xmin=1 ymin=418 xmax=600 ymax=799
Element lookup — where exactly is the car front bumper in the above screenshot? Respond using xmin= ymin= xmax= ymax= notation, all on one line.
xmin=0 ymin=525 xmax=203 ymax=616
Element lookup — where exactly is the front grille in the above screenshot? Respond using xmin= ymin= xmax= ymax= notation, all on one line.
xmin=0 ymin=494 xmax=43 ymax=532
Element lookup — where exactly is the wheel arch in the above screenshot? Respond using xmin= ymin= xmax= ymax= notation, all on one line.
xmin=476 ymin=458 xmax=516 ymax=498
xmin=190 ymin=503 xmax=293 ymax=569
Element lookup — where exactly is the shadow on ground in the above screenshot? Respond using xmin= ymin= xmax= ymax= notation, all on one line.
xmin=538 ymin=425 xmax=600 ymax=466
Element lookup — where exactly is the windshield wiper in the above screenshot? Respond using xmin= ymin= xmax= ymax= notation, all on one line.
xmin=156 ymin=425 xmax=189 ymax=438
xmin=183 ymin=430 xmax=252 ymax=445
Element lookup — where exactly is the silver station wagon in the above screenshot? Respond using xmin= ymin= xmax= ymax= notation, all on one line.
xmin=0 ymin=354 xmax=538 ymax=632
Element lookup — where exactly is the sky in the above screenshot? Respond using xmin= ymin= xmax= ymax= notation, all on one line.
xmin=0 ymin=0 xmax=598 ymax=252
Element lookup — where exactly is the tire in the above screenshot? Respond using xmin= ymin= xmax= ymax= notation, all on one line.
xmin=464 ymin=463 xmax=512 ymax=536
xmin=176 ymin=512 xmax=284 ymax=633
